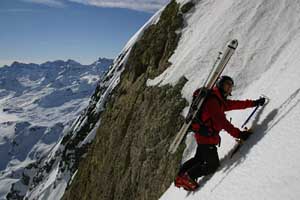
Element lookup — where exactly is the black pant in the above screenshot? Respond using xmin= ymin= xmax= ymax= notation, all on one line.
xmin=178 ymin=144 xmax=220 ymax=180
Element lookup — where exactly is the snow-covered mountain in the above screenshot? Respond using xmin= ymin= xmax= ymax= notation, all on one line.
xmin=4 ymin=0 xmax=300 ymax=199
xmin=62 ymin=0 xmax=299 ymax=199
xmin=0 ymin=58 xmax=112 ymax=199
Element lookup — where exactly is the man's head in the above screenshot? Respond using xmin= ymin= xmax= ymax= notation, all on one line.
xmin=216 ymin=75 xmax=234 ymax=98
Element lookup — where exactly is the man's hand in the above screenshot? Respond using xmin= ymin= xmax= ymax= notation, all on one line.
xmin=254 ymin=97 xmax=266 ymax=106
xmin=238 ymin=130 xmax=253 ymax=141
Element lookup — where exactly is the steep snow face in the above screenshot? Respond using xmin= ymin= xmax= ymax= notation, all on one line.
xmin=156 ymin=0 xmax=300 ymax=199
xmin=0 ymin=58 xmax=112 ymax=199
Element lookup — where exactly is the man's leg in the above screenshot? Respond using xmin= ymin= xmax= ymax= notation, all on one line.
xmin=178 ymin=144 xmax=203 ymax=175
xmin=175 ymin=145 xmax=204 ymax=190
xmin=187 ymin=144 xmax=220 ymax=180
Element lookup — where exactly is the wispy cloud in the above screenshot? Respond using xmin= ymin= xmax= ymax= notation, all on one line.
xmin=21 ymin=0 xmax=65 ymax=8
xmin=21 ymin=0 xmax=169 ymax=12
xmin=69 ymin=0 xmax=170 ymax=12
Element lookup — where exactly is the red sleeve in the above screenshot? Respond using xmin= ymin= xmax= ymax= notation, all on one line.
xmin=225 ymin=99 xmax=255 ymax=111
xmin=212 ymin=113 xmax=240 ymax=138
xmin=205 ymin=98 xmax=241 ymax=138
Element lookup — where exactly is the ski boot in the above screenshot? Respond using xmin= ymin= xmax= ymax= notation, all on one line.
xmin=174 ymin=172 xmax=199 ymax=191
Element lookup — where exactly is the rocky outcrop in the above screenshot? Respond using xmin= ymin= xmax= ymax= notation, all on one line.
xmin=63 ymin=1 xmax=195 ymax=200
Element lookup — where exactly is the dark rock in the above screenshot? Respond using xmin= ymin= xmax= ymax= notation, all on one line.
xmin=63 ymin=1 xmax=190 ymax=200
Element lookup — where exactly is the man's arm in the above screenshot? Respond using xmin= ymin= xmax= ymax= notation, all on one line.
xmin=225 ymin=99 xmax=255 ymax=111
xmin=206 ymin=98 xmax=241 ymax=138
xmin=212 ymin=112 xmax=240 ymax=138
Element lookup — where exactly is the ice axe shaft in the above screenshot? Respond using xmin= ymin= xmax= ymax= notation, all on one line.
xmin=241 ymin=105 xmax=259 ymax=128
xmin=241 ymin=94 xmax=268 ymax=128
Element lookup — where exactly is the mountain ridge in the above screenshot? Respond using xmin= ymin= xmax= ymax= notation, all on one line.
xmin=0 ymin=57 xmax=113 ymax=199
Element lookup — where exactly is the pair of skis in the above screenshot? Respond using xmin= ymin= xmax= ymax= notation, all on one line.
xmin=169 ymin=39 xmax=239 ymax=154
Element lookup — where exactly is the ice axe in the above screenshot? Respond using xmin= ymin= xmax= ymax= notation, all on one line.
xmin=241 ymin=95 xmax=269 ymax=128
xmin=230 ymin=95 xmax=269 ymax=158
xmin=241 ymin=105 xmax=259 ymax=129
xmin=230 ymin=106 xmax=259 ymax=158
xmin=242 ymin=95 xmax=269 ymax=128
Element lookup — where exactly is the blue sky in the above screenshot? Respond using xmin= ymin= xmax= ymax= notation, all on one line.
xmin=0 ymin=0 xmax=169 ymax=66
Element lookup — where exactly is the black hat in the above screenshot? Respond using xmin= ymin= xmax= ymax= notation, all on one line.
xmin=216 ymin=75 xmax=234 ymax=97
xmin=216 ymin=75 xmax=234 ymax=89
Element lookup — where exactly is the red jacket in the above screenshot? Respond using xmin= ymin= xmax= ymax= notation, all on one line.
xmin=191 ymin=87 xmax=255 ymax=145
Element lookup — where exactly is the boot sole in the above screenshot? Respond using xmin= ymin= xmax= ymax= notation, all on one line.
xmin=175 ymin=183 xmax=194 ymax=191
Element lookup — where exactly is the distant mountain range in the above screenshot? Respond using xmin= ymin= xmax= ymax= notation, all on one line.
xmin=0 ymin=57 xmax=113 ymax=199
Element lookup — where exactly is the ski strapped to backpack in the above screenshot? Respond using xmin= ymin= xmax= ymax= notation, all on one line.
xmin=168 ymin=39 xmax=238 ymax=154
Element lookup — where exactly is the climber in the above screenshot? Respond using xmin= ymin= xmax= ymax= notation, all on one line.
xmin=174 ymin=75 xmax=265 ymax=191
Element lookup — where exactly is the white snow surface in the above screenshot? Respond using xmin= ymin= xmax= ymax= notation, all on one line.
xmin=157 ymin=0 xmax=300 ymax=200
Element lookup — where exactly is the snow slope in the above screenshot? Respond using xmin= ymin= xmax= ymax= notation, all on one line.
xmin=152 ymin=0 xmax=300 ymax=199
xmin=0 ymin=58 xmax=112 ymax=199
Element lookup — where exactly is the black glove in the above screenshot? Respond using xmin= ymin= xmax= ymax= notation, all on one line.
xmin=254 ymin=97 xmax=266 ymax=106
xmin=238 ymin=130 xmax=252 ymax=141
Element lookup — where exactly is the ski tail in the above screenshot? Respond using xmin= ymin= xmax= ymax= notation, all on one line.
xmin=168 ymin=121 xmax=191 ymax=154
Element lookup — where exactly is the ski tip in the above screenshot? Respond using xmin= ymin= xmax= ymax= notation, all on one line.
xmin=228 ymin=39 xmax=238 ymax=49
